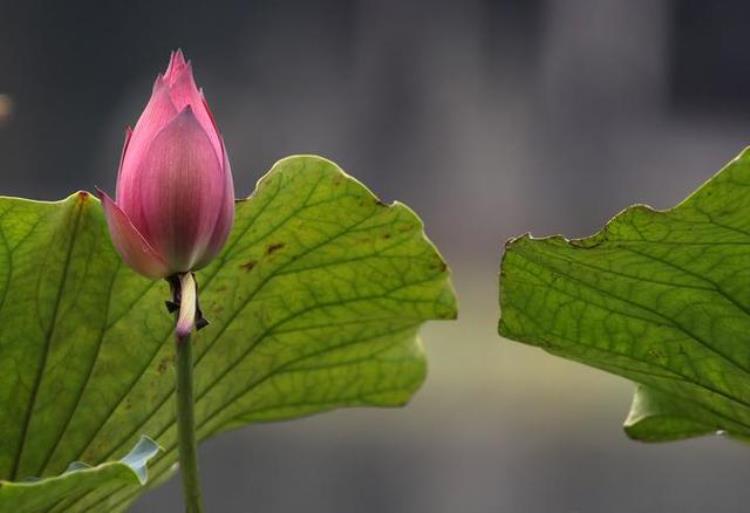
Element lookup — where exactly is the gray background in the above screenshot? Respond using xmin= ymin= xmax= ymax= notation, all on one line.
xmin=1 ymin=1 xmax=749 ymax=512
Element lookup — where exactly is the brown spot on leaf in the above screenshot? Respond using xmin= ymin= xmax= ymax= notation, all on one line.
xmin=157 ymin=357 xmax=172 ymax=374
xmin=374 ymin=199 xmax=387 ymax=207
xmin=266 ymin=242 xmax=285 ymax=255
xmin=240 ymin=260 xmax=257 ymax=272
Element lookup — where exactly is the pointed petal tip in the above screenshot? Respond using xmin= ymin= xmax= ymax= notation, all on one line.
xmin=176 ymin=49 xmax=191 ymax=68
xmin=165 ymin=49 xmax=190 ymax=81
xmin=153 ymin=73 xmax=165 ymax=90
xmin=95 ymin=186 xmax=116 ymax=207
xmin=123 ymin=126 xmax=133 ymax=145
xmin=174 ymin=104 xmax=201 ymax=125
xmin=116 ymin=128 xmax=134 ymax=187
xmin=173 ymin=48 xmax=186 ymax=62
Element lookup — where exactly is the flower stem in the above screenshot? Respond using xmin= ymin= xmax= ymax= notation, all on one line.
xmin=175 ymin=273 xmax=205 ymax=513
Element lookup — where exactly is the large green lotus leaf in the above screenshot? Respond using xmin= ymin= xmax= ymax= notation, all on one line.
xmin=0 ymin=155 xmax=456 ymax=512
xmin=499 ymin=148 xmax=750 ymax=442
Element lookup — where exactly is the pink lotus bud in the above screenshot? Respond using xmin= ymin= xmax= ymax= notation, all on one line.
xmin=99 ymin=50 xmax=235 ymax=279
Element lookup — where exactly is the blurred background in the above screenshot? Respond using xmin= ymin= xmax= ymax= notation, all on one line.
xmin=2 ymin=0 xmax=750 ymax=511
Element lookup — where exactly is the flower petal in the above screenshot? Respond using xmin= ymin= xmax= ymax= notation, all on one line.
xmin=118 ymin=78 xmax=178 ymax=232
xmin=164 ymin=49 xmax=188 ymax=83
xmin=194 ymin=139 xmax=235 ymax=269
xmin=164 ymin=60 xmax=223 ymax=158
xmin=115 ymin=126 xmax=133 ymax=186
xmin=136 ymin=106 xmax=225 ymax=271
xmin=97 ymin=189 xmax=170 ymax=279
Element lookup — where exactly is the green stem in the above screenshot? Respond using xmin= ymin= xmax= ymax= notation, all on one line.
xmin=175 ymin=273 xmax=205 ymax=513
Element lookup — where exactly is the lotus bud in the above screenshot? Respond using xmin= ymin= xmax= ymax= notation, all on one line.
xmin=98 ymin=50 xmax=234 ymax=279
